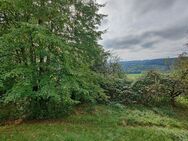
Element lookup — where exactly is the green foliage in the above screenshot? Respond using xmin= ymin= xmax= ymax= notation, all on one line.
xmin=132 ymin=71 xmax=165 ymax=105
xmin=101 ymin=78 xmax=134 ymax=104
xmin=132 ymin=71 xmax=187 ymax=106
xmin=0 ymin=0 xmax=107 ymax=119
xmin=173 ymin=53 xmax=188 ymax=93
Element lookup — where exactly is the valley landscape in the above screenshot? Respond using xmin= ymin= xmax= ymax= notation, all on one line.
xmin=0 ymin=0 xmax=188 ymax=141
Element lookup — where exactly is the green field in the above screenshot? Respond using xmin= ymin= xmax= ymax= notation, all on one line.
xmin=127 ymin=73 xmax=143 ymax=80
xmin=1 ymin=104 xmax=188 ymax=141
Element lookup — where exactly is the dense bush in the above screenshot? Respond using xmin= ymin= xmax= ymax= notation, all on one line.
xmin=132 ymin=71 xmax=165 ymax=105
xmin=100 ymin=70 xmax=187 ymax=106
xmin=101 ymin=77 xmax=135 ymax=104
xmin=132 ymin=71 xmax=187 ymax=106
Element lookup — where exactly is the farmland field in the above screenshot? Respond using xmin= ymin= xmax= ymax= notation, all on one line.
xmin=127 ymin=74 xmax=143 ymax=80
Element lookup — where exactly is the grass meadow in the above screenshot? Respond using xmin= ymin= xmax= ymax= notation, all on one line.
xmin=0 ymin=103 xmax=188 ymax=141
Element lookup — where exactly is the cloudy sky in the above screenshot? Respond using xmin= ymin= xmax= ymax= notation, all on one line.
xmin=97 ymin=0 xmax=188 ymax=61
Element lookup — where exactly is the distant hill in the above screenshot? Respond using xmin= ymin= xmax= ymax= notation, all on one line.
xmin=120 ymin=58 xmax=177 ymax=74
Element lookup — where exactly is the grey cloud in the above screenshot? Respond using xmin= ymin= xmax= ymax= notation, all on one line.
xmin=98 ymin=0 xmax=188 ymax=60
xmin=142 ymin=25 xmax=188 ymax=40
xmin=105 ymin=24 xmax=188 ymax=50
xmin=105 ymin=36 xmax=156 ymax=50
xmin=105 ymin=35 xmax=142 ymax=49
xmin=141 ymin=41 xmax=159 ymax=49
xmin=132 ymin=0 xmax=177 ymax=15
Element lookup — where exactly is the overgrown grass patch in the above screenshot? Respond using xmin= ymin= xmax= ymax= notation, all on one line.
xmin=0 ymin=104 xmax=188 ymax=141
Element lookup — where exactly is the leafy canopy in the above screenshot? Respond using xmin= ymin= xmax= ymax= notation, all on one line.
xmin=0 ymin=0 xmax=107 ymax=118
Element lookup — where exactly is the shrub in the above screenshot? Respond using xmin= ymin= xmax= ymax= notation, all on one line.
xmin=132 ymin=71 xmax=187 ymax=106
xmin=132 ymin=71 xmax=166 ymax=105
xmin=101 ymin=78 xmax=135 ymax=104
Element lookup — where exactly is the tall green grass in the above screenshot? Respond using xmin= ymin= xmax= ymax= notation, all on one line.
xmin=0 ymin=104 xmax=188 ymax=141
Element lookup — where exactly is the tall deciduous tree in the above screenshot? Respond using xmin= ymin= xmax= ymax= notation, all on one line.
xmin=0 ymin=0 xmax=107 ymax=118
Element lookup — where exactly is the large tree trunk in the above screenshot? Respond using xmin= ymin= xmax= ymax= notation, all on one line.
xmin=171 ymin=98 xmax=176 ymax=107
